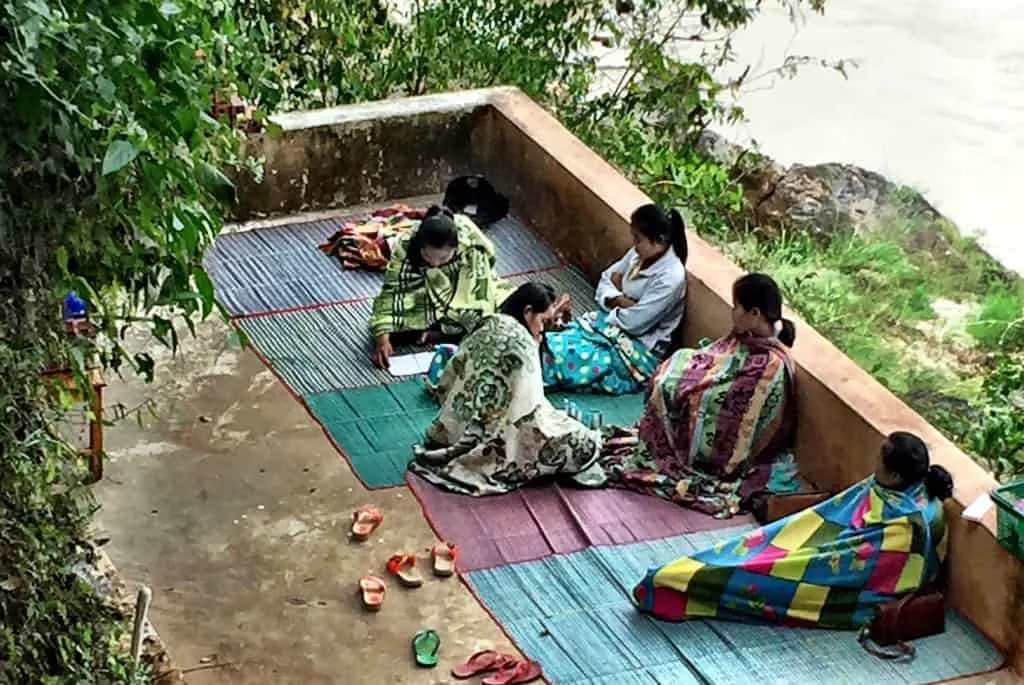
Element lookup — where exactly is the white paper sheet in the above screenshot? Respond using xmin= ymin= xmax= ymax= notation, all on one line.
xmin=961 ymin=493 xmax=995 ymax=522
xmin=388 ymin=351 xmax=435 ymax=377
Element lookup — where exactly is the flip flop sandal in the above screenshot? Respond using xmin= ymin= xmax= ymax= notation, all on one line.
xmin=358 ymin=575 xmax=386 ymax=611
xmin=482 ymin=660 xmax=543 ymax=685
xmin=431 ymin=542 xmax=458 ymax=577
xmin=451 ymin=650 xmax=517 ymax=679
xmin=386 ymin=553 xmax=424 ymax=588
xmin=413 ymin=629 xmax=441 ymax=668
xmin=351 ymin=505 xmax=383 ymax=541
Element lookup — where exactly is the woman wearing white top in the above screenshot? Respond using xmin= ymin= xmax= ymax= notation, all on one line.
xmin=541 ymin=204 xmax=688 ymax=395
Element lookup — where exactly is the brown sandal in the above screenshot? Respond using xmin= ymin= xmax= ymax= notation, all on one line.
xmin=359 ymin=575 xmax=386 ymax=611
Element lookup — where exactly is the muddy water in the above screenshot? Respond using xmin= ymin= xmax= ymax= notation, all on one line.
xmin=719 ymin=1 xmax=1023 ymax=274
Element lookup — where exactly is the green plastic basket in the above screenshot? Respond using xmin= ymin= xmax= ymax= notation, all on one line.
xmin=990 ymin=480 xmax=1024 ymax=560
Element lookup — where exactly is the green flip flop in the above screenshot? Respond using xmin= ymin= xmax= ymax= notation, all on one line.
xmin=413 ymin=629 xmax=441 ymax=668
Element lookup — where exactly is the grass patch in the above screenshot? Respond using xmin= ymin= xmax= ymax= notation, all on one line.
xmin=719 ymin=225 xmax=970 ymax=396
xmin=967 ymin=288 xmax=1024 ymax=350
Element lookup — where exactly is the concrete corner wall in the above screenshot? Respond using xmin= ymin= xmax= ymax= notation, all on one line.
xmin=231 ymin=90 xmax=504 ymax=218
xmin=233 ymin=88 xmax=1024 ymax=671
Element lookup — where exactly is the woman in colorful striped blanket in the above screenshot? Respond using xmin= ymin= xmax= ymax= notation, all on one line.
xmin=633 ymin=432 xmax=954 ymax=629
xmin=541 ymin=204 xmax=688 ymax=395
xmin=600 ymin=273 xmax=798 ymax=518
xmin=370 ymin=206 xmax=513 ymax=369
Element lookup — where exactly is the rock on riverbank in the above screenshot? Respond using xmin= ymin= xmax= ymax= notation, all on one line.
xmin=696 ymin=130 xmax=953 ymax=251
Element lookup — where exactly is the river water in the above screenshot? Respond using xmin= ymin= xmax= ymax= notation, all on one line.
xmin=717 ymin=1 xmax=1023 ymax=275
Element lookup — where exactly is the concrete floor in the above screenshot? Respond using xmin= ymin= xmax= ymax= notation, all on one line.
xmin=93 ymin=316 xmax=516 ymax=684
xmin=92 ymin=314 xmax=1021 ymax=685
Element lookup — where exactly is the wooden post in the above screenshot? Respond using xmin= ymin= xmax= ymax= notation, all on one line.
xmin=42 ymin=367 xmax=106 ymax=482
xmin=131 ymin=586 xmax=153 ymax=663
xmin=88 ymin=369 xmax=104 ymax=482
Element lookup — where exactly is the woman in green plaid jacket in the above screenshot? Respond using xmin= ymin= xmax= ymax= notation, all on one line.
xmin=370 ymin=206 xmax=512 ymax=368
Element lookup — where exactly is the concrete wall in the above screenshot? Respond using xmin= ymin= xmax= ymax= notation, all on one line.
xmin=232 ymin=91 xmax=498 ymax=218
xmin=237 ymin=87 xmax=1024 ymax=671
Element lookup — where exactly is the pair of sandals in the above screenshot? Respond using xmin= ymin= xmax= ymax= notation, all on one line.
xmin=353 ymin=505 xmax=459 ymax=610
xmin=386 ymin=543 xmax=458 ymax=587
xmin=358 ymin=543 xmax=458 ymax=610
xmin=453 ymin=650 xmax=542 ymax=684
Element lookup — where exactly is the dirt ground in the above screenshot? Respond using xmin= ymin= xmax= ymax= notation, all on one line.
xmin=93 ymin=316 xmax=516 ymax=685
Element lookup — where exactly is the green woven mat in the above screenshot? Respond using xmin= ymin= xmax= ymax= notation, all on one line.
xmin=306 ymin=380 xmax=436 ymax=488
xmin=307 ymin=380 xmax=644 ymax=488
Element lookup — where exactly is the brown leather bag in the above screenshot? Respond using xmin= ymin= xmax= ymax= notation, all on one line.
xmin=858 ymin=592 xmax=946 ymax=660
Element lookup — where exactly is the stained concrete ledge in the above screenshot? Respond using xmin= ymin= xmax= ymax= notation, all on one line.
xmin=223 ymin=86 xmax=1024 ymax=673
xmin=231 ymin=90 xmax=505 ymax=218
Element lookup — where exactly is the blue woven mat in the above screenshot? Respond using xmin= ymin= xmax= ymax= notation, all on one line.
xmin=489 ymin=215 xmax=561 ymax=274
xmin=466 ymin=529 xmax=1004 ymax=685
xmin=208 ymin=212 xmax=559 ymax=315
xmin=239 ymin=300 xmax=435 ymax=395
xmin=207 ymin=217 xmax=382 ymax=315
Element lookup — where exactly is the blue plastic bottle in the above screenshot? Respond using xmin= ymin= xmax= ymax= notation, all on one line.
xmin=63 ymin=291 xmax=87 ymax=321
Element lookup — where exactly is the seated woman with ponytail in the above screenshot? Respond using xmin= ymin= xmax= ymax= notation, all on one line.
xmin=600 ymin=273 xmax=798 ymax=517
xmin=541 ymin=204 xmax=688 ymax=395
xmin=634 ymin=432 xmax=953 ymax=629
xmin=410 ymin=283 xmax=602 ymax=496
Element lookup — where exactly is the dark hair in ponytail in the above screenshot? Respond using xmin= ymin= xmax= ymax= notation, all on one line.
xmin=925 ymin=466 xmax=955 ymax=501
xmin=882 ymin=431 xmax=955 ymax=500
xmin=732 ymin=273 xmax=796 ymax=347
xmin=776 ymin=320 xmax=796 ymax=348
xmin=499 ymin=282 xmax=557 ymax=331
xmin=630 ymin=204 xmax=688 ymax=265
xmin=407 ymin=205 xmax=458 ymax=269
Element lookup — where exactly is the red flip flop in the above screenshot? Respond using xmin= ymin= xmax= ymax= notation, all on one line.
xmin=451 ymin=650 xmax=516 ymax=679
xmin=482 ymin=660 xmax=542 ymax=685
xmin=386 ymin=552 xmax=425 ymax=588
xmin=351 ymin=505 xmax=383 ymax=541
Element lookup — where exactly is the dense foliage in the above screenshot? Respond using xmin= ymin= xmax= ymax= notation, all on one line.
xmin=1 ymin=0 xmax=1019 ymax=680
xmin=1 ymin=0 xmax=240 ymax=679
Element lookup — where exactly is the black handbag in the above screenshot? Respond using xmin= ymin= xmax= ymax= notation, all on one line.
xmin=442 ymin=175 xmax=509 ymax=226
